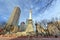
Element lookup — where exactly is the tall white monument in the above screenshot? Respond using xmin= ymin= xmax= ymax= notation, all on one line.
xmin=26 ymin=9 xmax=34 ymax=33
xmin=29 ymin=9 xmax=32 ymax=19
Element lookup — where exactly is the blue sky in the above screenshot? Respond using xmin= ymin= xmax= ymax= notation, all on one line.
xmin=0 ymin=0 xmax=60 ymax=24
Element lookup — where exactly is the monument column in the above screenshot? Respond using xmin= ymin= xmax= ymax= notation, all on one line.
xmin=26 ymin=9 xmax=34 ymax=33
xmin=29 ymin=9 xmax=32 ymax=19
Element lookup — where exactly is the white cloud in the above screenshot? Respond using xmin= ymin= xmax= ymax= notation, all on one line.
xmin=31 ymin=5 xmax=34 ymax=8
xmin=1 ymin=16 xmax=8 ymax=20
xmin=35 ymin=7 xmax=40 ymax=11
